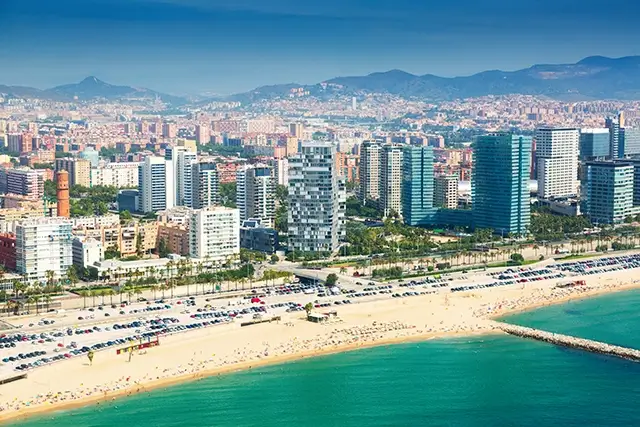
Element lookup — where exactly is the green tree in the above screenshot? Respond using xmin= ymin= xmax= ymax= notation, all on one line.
xmin=119 ymin=210 xmax=133 ymax=221
xmin=220 ymin=182 xmax=237 ymax=208
xmin=270 ymin=254 xmax=279 ymax=264
xmin=510 ymin=253 xmax=525 ymax=264
xmin=158 ymin=237 xmax=170 ymax=258
xmin=304 ymin=302 xmax=313 ymax=317
xmin=325 ymin=273 xmax=338 ymax=286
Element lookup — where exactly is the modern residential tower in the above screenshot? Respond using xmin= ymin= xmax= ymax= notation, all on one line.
xmin=535 ymin=128 xmax=579 ymax=199
xmin=288 ymin=142 xmax=345 ymax=254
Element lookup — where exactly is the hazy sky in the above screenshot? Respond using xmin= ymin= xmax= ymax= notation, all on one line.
xmin=1 ymin=0 xmax=639 ymax=94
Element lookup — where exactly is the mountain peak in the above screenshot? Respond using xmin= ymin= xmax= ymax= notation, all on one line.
xmin=79 ymin=76 xmax=108 ymax=86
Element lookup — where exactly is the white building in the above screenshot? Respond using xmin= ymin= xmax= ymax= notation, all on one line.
xmin=272 ymin=158 xmax=289 ymax=186
xmin=434 ymin=174 xmax=459 ymax=209
xmin=166 ymin=146 xmax=198 ymax=207
xmin=16 ymin=217 xmax=73 ymax=283
xmin=535 ymin=128 xmax=579 ymax=199
xmin=191 ymin=161 xmax=220 ymax=209
xmin=288 ymin=142 xmax=345 ymax=254
xmin=91 ymin=162 xmax=141 ymax=188
xmin=71 ymin=214 xmax=120 ymax=229
xmin=380 ymin=144 xmax=404 ymax=217
xmin=359 ymin=141 xmax=381 ymax=204
xmin=138 ymin=156 xmax=175 ymax=213
xmin=236 ymin=164 xmax=275 ymax=228
xmin=189 ymin=206 xmax=240 ymax=261
xmin=72 ymin=237 xmax=104 ymax=269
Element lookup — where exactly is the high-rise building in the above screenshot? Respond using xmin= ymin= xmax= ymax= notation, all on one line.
xmin=583 ymin=161 xmax=636 ymax=225
xmin=56 ymin=170 xmax=70 ymax=218
xmin=605 ymin=114 xmax=622 ymax=159
xmin=535 ymin=128 xmax=579 ymax=199
xmin=434 ymin=174 xmax=458 ymax=210
xmin=579 ymin=128 xmax=610 ymax=160
xmin=195 ymin=124 xmax=210 ymax=145
xmin=165 ymin=146 xmax=197 ymax=207
xmin=162 ymin=122 xmax=177 ymax=138
xmin=55 ymin=158 xmax=91 ymax=187
xmin=6 ymin=168 xmax=44 ymax=199
xmin=472 ymin=133 xmax=531 ymax=235
xmin=289 ymin=123 xmax=304 ymax=138
xmin=402 ymin=146 xmax=435 ymax=226
xmin=286 ymin=137 xmax=299 ymax=157
xmin=621 ymin=128 xmax=640 ymax=157
xmin=359 ymin=141 xmax=381 ymax=204
xmin=138 ymin=156 xmax=174 ymax=213
xmin=236 ymin=164 xmax=276 ymax=228
xmin=189 ymin=206 xmax=240 ymax=261
xmin=288 ymin=142 xmax=345 ymax=254
xmin=272 ymin=158 xmax=289 ymax=186
xmin=191 ymin=161 xmax=220 ymax=209
xmin=16 ymin=217 xmax=73 ymax=283
xmin=380 ymin=144 xmax=403 ymax=218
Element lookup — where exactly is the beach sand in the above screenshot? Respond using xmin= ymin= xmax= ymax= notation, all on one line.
xmin=1 ymin=265 xmax=639 ymax=424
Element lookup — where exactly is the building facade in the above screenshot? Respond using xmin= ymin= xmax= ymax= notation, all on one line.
xmin=579 ymin=128 xmax=610 ymax=160
xmin=434 ymin=174 xmax=459 ymax=210
xmin=288 ymin=142 xmax=345 ymax=253
xmin=54 ymin=158 xmax=91 ymax=188
xmin=401 ymin=146 xmax=435 ymax=226
xmin=191 ymin=161 xmax=220 ymax=209
xmin=535 ymin=128 xmax=579 ymax=199
xmin=72 ymin=237 xmax=104 ymax=269
xmin=6 ymin=168 xmax=44 ymax=199
xmin=16 ymin=218 xmax=73 ymax=283
xmin=138 ymin=156 xmax=174 ymax=213
xmin=236 ymin=164 xmax=275 ymax=228
xmin=472 ymin=134 xmax=531 ymax=235
xmin=380 ymin=144 xmax=404 ymax=218
xmin=583 ymin=161 xmax=637 ymax=225
xmin=189 ymin=206 xmax=240 ymax=261
xmin=359 ymin=141 xmax=381 ymax=204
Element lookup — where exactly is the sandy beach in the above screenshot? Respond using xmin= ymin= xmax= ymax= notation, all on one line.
xmin=1 ymin=262 xmax=639 ymax=424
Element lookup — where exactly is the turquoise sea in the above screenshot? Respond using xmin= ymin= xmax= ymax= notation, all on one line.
xmin=9 ymin=290 xmax=640 ymax=427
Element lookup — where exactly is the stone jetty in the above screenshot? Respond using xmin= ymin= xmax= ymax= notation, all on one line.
xmin=494 ymin=322 xmax=640 ymax=363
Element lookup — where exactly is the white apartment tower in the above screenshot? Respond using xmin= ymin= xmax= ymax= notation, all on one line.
xmin=380 ymin=144 xmax=404 ymax=218
xmin=166 ymin=146 xmax=197 ymax=207
xmin=359 ymin=141 xmax=381 ymax=204
xmin=236 ymin=164 xmax=276 ymax=228
xmin=189 ymin=206 xmax=240 ymax=261
xmin=434 ymin=174 xmax=459 ymax=209
xmin=191 ymin=161 xmax=220 ymax=209
xmin=16 ymin=217 xmax=73 ymax=283
xmin=138 ymin=156 xmax=175 ymax=213
xmin=535 ymin=128 xmax=579 ymax=199
xmin=288 ymin=142 xmax=345 ymax=254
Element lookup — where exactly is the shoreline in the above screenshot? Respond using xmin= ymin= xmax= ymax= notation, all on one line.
xmin=2 ymin=277 xmax=640 ymax=424
xmin=0 ymin=328 xmax=493 ymax=424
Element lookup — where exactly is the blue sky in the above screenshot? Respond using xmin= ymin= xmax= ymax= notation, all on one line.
xmin=1 ymin=0 xmax=639 ymax=94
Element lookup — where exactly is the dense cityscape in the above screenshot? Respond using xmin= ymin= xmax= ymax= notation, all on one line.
xmin=0 ymin=85 xmax=639 ymax=301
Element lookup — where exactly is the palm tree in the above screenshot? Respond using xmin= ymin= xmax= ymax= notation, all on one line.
xmin=105 ymin=288 xmax=115 ymax=305
xmin=28 ymin=295 xmax=41 ymax=315
xmin=7 ymin=299 xmax=22 ymax=316
xmin=150 ymin=285 xmax=159 ymax=301
xmin=65 ymin=266 xmax=78 ymax=289
xmin=339 ymin=266 xmax=347 ymax=275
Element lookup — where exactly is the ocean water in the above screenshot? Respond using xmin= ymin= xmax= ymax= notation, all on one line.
xmin=10 ymin=290 xmax=640 ymax=427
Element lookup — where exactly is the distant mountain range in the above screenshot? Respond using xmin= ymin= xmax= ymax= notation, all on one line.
xmin=231 ymin=56 xmax=640 ymax=102
xmin=0 ymin=76 xmax=186 ymax=104
xmin=3 ymin=56 xmax=640 ymax=105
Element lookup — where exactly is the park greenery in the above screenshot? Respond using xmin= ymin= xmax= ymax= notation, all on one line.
xmin=345 ymin=196 xmax=383 ymax=219
xmin=220 ymin=182 xmax=237 ymax=208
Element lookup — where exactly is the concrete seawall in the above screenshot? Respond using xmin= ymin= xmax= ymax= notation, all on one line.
xmin=494 ymin=322 xmax=640 ymax=363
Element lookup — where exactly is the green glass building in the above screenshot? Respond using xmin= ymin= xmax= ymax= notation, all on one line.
xmin=472 ymin=133 xmax=531 ymax=235
xmin=401 ymin=146 xmax=436 ymax=226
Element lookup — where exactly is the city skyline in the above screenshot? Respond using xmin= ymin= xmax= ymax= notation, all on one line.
xmin=2 ymin=0 xmax=640 ymax=94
